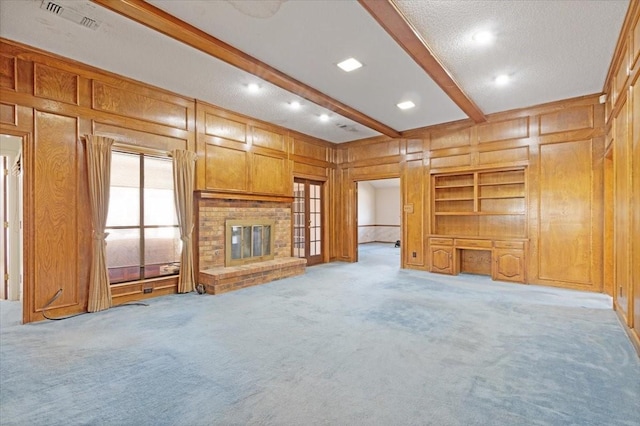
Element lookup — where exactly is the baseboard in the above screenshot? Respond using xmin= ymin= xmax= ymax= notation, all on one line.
xmin=614 ymin=307 xmax=640 ymax=358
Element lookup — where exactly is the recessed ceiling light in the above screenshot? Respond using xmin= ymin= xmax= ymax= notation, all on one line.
xmin=495 ymin=74 xmax=510 ymax=86
xmin=472 ymin=30 xmax=494 ymax=44
xmin=319 ymin=114 xmax=330 ymax=122
xmin=289 ymin=101 xmax=301 ymax=109
xmin=396 ymin=101 xmax=415 ymax=110
xmin=247 ymin=83 xmax=260 ymax=92
xmin=337 ymin=57 xmax=363 ymax=72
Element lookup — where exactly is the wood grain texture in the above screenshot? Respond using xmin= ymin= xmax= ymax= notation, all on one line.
xmin=252 ymin=127 xmax=285 ymax=152
xmin=478 ymin=117 xmax=529 ymax=144
xmin=34 ymin=64 xmax=78 ymax=105
xmin=478 ymin=146 xmax=528 ymax=166
xmin=430 ymin=154 xmax=471 ymax=169
xmin=0 ymin=54 xmax=16 ymax=90
xmin=292 ymin=137 xmax=330 ymax=162
xmin=460 ymin=249 xmax=491 ymax=275
xmin=0 ymin=102 xmax=16 ymax=125
xmin=205 ymin=144 xmax=248 ymax=192
xmin=33 ymin=111 xmax=80 ymax=311
xmin=431 ymin=127 xmax=471 ymax=150
xmin=539 ymin=105 xmax=593 ymax=135
xmin=538 ymin=140 xmax=593 ymax=285
xmin=614 ymin=101 xmax=631 ymax=318
xmin=251 ymin=153 xmax=289 ymax=195
xmin=93 ymin=81 xmax=188 ymax=129
xmin=430 ymin=246 xmax=454 ymax=274
xmin=403 ymin=159 xmax=424 ymax=267
xmin=94 ymin=122 xmax=187 ymax=151
xmin=494 ymin=249 xmax=525 ymax=283
xmin=205 ymin=113 xmax=246 ymax=143
xmin=348 ymin=139 xmax=400 ymax=163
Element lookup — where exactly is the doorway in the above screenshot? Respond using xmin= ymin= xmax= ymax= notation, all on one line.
xmin=356 ymin=178 xmax=401 ymax=265
xmin=0 ymin=134 xmax=23 ymax=302
xmin=293 ymin=178 xmax=323 ymax=266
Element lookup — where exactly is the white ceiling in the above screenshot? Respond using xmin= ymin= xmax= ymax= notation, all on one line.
xmin=0 ymin=0 xmax=629 ymax=144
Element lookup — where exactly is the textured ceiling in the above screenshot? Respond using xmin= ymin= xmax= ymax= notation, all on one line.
xmin=0 ymin=0 xmax=630 ymax=144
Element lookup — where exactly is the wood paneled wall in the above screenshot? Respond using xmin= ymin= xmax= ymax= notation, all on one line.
xmin=336 ymin=95 xmax=605 ymax=293
xmin=0 ymin=38 xmax=334 ymax=322
xmin=604 ymin=0 xmax=640 ymax=353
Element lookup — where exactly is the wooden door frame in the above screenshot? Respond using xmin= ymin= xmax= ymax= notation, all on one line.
xmin=293 ymin=176 xmax=328 ymax=265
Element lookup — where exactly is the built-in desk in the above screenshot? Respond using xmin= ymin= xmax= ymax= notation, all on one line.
xmin=429 ymin=236 xmax=527 ymax=283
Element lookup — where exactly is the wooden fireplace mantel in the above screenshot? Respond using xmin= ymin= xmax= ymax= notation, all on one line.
xmin=196 ymin=190 xmax=294 ymax=204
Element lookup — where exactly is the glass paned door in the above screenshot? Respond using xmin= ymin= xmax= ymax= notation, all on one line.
xmin=293 ymin=179 xmax=323 ymax=266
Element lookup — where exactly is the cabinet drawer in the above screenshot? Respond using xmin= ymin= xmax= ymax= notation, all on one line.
xmin=455 ymin=239 xmax=492 ymax=248
xmin=494 ymin=241 xmax=525 ymax=249
xmin=430 ymin=237 xmax=453 ymax=246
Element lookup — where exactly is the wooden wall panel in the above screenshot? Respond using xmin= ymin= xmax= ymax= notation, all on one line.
xmin=430 ymin=153 xmax=471 ymax=169
xmin=292 ymin=138 xmax=329 ymax=162
xmin=538 ymin=140 xmax=594 ymax=286
xmin=33 ymin=111 xmax=82 ymax=312
xmin=94 ymin=122 xmax=188 ymax=151
xmin=0 ymin=102 xmax=17 ymax=125
xmin=403 ymin=159 xmax=425 ymax=267
xmin=350 ymin=162 xmax=400 ymax=179
xmin=348 ymin=139 xmax=400 ymax=162
xmin=633 ymin=80 xmax=640 ymax=332
xmin=406 ymin=139 xmax=424 ymax=154
xmin=539 ymin=105 xmax=593 ymax=135
xmin=431 ymin=128 xmax=470 ymax=150
xmin=478 ymin=117 xmax=528 ymax=143
xmin=93 ymin=81 xmax=188 ymax=129
xmin=615 ymin=42 xmax=630 ymax=101
xmin=34 ymin=64 xmax=78 ymax=105
xmin=252 ymin=127 xmax=285 ymax=152
xmin=205 ymin=143 xmax=247 ymax=192
xmin=0 ymin=54 xmax=16 ymax=90
xmin=293 ymin=162 xmax=327 ymax=178
xmin=478 ymin=146 xmax=528 ymax=166
xmin=251 ymin=153 xmax=289 ymax=194
xmin=204 ymin=113 xmax=246 ymax=143
xmin=614 ymin=100 xmax=631 ymax=318
xmin=634 ymin=10 xmax=640 ymax=67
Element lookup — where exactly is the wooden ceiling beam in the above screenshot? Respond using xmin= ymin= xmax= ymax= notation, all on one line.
xmin=359 ymin=0 xmax=486 ymax=124
xmin=91 ymin=0 xmax=402 ymax=138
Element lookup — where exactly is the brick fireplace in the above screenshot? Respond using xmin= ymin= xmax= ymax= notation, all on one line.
xmin=197 ymin=197 xmax=306 ymax=294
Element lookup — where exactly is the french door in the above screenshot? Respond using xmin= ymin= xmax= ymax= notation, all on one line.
xmin=293 ymin=179 xmax=323 ymax=266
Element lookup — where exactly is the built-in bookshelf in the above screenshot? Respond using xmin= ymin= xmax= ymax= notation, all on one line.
xmin=432 ymin=168 xmax=526 ymax=238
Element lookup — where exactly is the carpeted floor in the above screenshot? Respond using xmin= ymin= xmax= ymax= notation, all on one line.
xmin=1 ymin=243 xmax=639 ymax=426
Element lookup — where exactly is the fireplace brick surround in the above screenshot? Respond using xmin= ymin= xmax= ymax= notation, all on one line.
xmin=198 ymin=198 xmax=306 ymax=294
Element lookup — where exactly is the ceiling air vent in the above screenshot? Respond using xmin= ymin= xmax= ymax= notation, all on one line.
xmin=40 ymin=1 xmax=101 ymax=30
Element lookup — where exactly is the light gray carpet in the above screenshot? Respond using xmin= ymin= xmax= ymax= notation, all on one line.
xmin=1 ymin=243 xmax=639 ymax=426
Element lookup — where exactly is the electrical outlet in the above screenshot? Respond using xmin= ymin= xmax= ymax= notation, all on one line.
xmin=143 ymin=288 xmax=153 ymax=294
xmin=412 ymin=251 xmax=417 ymax=258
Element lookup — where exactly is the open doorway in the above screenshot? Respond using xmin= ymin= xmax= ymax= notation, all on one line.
xmin=356 ymin=178 xmax=401 ymax=265
xmin=0 ymin=134 xmax=23 ymax=306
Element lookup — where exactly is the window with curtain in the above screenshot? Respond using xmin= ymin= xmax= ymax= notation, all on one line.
xmin=105 ymin=151 xmax=181 ymax=284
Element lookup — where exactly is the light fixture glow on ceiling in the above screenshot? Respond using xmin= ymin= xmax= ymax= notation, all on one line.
xmin=337 ymin=57 xmax=363 ymax=72
xmin=495 ymin=74 xmax=510 ymax=86
xmin=472 ymin=30 xmax=494 ymax=44
xmin=289 ymin=101 xmax=301 ymax=109
xmin=319 ymin=114 xmax=330 ymax=122
xmin=396 ymin=101 xmax=416 ymax=110
xmin=247 ymin=83 xmax=260 ymax=92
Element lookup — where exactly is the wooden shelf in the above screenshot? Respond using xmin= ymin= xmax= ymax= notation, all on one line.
xmin=432 ymin=167 xmax=527 ymax=238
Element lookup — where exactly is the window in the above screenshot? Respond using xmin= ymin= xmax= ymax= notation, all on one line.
xmin=105 ymin=151 xmax=180 ymax=284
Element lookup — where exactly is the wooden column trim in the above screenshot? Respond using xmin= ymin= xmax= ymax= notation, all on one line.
xmin=358 ymin=0 xmax=487 ymax=124
xmin=91 ymin=0 xmax=402 ymax=138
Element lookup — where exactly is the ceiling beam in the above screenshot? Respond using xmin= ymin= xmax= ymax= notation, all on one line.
xmin=91 ymin=0 xmax=402 ymax=139
xmin=359 ymin=0 xmax=486 ymax=124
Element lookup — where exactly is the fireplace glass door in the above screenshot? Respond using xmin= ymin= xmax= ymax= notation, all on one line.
xmin=294 ymin=179 xmax=323 ymax=266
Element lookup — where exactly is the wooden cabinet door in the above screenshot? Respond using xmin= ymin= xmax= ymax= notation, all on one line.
xmin=430 ymin=246 xmax=455 ymax=274
xmin=493 ymin=249 xmax=525 ymax=283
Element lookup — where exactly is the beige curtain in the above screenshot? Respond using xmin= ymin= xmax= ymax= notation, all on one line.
xmin=172 ymin=149 xmax=198 ymax=293
xmin=85 ymin=135 xmax=114 ymax=312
